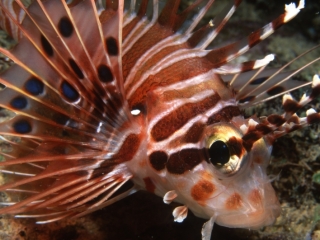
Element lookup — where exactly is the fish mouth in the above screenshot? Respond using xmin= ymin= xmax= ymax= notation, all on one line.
xmin=215 ymin=203 xmax=281 ymax=229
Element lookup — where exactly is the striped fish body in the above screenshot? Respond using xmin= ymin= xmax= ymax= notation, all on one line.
xmin=0 ymin=1 xmax=319 ymax=239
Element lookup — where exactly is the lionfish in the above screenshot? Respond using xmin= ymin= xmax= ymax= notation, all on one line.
xmin=0 ymin=0 xmax=319 ymax=239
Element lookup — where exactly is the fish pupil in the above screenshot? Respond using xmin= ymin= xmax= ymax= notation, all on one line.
xmin=208 ymin=140 xmax=230 ymax=166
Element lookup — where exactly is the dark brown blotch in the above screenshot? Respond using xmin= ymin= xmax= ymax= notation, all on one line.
xmin=242 ymin=131 xmax=262 ymax=152
xmin=183 ymin=122 xmax=205 ymax=143
xmin=113 ymin=134 xmax=141 ymax=162
xmin=310 ymin=84 xmax=320 ymax=99
xmin=307 ymin=112 xmax=320 ymax=124
xmin=149 ymin=151 xmax=168 ymax=171
xmin=283 ymin=99 xmax=300 ymax=113
xmin=152 ymin=94 xmax=221 ymax=142
xmin=267 ymin=114 xmax=286 ymax=126
xmin=255 ymin=123 xmax=272 ymax=135
xmin=166 ymin=148 xmax=204 ymax=174
xmin=227 ymin=136 xmax=244 ymax=158
xmin=207 ymin=106 xmax=241 ymax=125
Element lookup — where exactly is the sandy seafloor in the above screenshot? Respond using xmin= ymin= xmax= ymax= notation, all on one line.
xmin=0 ymin=0 xmax=320 ymax=239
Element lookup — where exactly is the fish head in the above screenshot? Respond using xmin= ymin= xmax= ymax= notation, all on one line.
xmin=169 ymin=118 xmax=281 ymax=229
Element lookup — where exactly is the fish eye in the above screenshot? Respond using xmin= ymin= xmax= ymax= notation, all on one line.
xmin=205 ymin=124 xmax=247 ymax=176
xmin=208 ymin=140 xmax=230 ymax=166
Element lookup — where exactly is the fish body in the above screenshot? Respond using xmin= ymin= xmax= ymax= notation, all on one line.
xmin=0 ymin=0 xmax=319 ymax=239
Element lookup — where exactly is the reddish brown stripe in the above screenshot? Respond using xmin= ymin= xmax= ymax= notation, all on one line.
xmin=207 ymin=106 xmax=241 ymax=125
xmin=157 ymin=0 xmax=180 ymax=28
xmin=206 ymin=43 xmax=237 ymax=67
xmin=143 ymin=177 xmax=156 ymax=193
xmin=113 ymin=134 xmax=141 ymax=162
xmin=184 ymin=122 xmax=206 ymax=143
xmin=123 ymin=17 xmax=143 ymax=40
xmin=149 ymin=151 xmax=168 ymax=171
xmin=160 ymin=73 xmax=220 ymax=103
xmin=128 ymin=57 xmax=216 ymax=108
xmin=125 ymin=42 xmax=189 ymax=96
xmin=242 ymin=123 xmax=272 ymax=152
xmin=240 ymin=60 xmax=256 ymax=72
xmin=242 ymin=131 xmax=262 ymax=152
xmin=151 ymin=94 xmax=221 ymax=142
xmin=166 ymin=148 xmax=205 ymax=174
xmin=272 ymin=14 xmax=286 ymax=30
xmin=123 ymin=24 xmax=174 ymax=80
xmin=248 ymin=29 xmax=261 ymax=48
xmin=188 ymin=25 xmax=211 ymax=48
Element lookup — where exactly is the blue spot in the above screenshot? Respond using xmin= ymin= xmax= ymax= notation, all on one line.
xmin=10 ymin=96 xmax=28 ymax=109
xmin=25 ymin=77 xmax=44 ymax=95
xmin=13 ymin=120 xmax=31 ymax=134
xmin=61 ymin=81 xmax=79 ymax=102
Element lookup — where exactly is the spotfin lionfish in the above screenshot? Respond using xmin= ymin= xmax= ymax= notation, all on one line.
xmin=0 ymin=0 xmax=319 ymax=239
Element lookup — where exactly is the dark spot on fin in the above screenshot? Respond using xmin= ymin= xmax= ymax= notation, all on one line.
xmin=25 ymin=77 xmax=44 ymax=96
xmin=267 ymin=86 xmax=284 ymax=96
xmin=13 ymin=120 xmax=31 ymax=134
xmin=10 ymin=96 xmax=27 ymax=109
xmin=58 ymin=17 xmax=73 ymax=37
xmin=69 ymin=59 xmax=84 ymax=79
xmin=52 ymin=113 xmax=70 ymax=126
xmin=250 ymin=77 xmax=268 ymax=85
xmin=97 ymin=65 xmax=113 ymax=82
xmin=106 ymin=37 xmax=118 ymax=56
xmin=40 ymin=35 xmax=54 ymax=57
xmin=61 ymin=80 xmax=79 ymax=102
xmin=239 ymin=96 xmax=255 ymax=103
